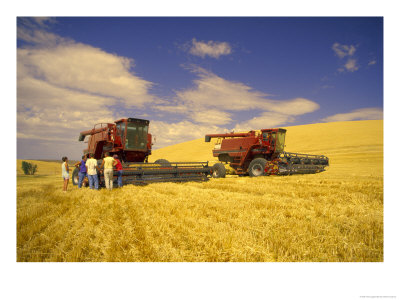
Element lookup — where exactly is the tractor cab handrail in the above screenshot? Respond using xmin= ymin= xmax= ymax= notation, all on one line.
xmin=93 ymin=123 xmax=111 ymax=130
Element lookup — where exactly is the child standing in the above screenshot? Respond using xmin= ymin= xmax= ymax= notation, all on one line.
xmin=61 ymin=156 xmax=69 ymax=192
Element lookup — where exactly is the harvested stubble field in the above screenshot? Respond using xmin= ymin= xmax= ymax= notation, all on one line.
xmin=17 ymin=120 xmax=383 ymax=262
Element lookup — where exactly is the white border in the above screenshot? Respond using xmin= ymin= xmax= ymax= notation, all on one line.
xmin=3 ymin=1 xmax=399 ymax=299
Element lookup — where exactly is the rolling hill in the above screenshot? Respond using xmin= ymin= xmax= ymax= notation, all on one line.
xmin=151 ymin=120 xmax=383 ymax=176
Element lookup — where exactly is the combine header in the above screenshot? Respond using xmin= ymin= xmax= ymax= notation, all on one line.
xmin=73 ymin=118 xmax=212 ymax=186
xmin=205 ymin=128 xmax=329 ymax=177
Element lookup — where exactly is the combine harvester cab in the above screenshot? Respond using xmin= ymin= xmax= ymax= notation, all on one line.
xmin=205 ymin=128 xmax=329 ymax=177
xmin=73 ymin=118 xmax=212 ymax=186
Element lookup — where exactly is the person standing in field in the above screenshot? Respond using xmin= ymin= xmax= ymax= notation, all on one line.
xmin=113 ymin=154 xmax=123 ymax=188
xmin=74 ymin=155 xmax=88 ymax=188
xmin=86 ymin=153 xmax=100 ymax=190
xmin=61 ymin=156 xmax=69 ymax=192
xmin=100 ymin=152 xmax=117 ymax=190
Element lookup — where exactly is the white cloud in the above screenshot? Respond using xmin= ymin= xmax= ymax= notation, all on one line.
xmin=332 ymin=42 xmax=360 ymax=73
xmin=151 ymin=66 xmax=319 ymax=134
xmin=344 ymin=58 xmax=359 ymax=72
xmin=18 ymin=44 xmax=156 ymax=108
xmin=265 ymin=98 xmax=320 ymax=116
xmin=18 ymin=17 xmax=56 ymax=29
xmin=17 ymin=75 xmax=116 ymax=113
xmin=17 ymin=20 xmax=160 ymax=159
xmin=17 ymin=40 xmax=153 ymax=134
xmin=321 ymin=108 xmax=383 ymax=122
xmin=150 ymin=120 xmax=228 ymax=149
xmin=151 ymin=66 xmax=320 ymax=135
xmin=191 ymin=110 xmax=232 ymax=125
xmin=18 ymin=17 xmax=66 ymax=46
xmin=189 ymin=38 xmax=232 ymax=58
xmin=175 ymin=67 xmax=265 ymax=110
xmin=332 ymin=43 xmax=356 ymax=58
xmin=17 ymin=28 xmax=66 ymax=46
xmin=153 ymin=105 xmax=189 ymax=114
xmin=233 ymin=112 xmax=295 ymax=132
xmin=175 ymin=66 xmax=319 ymax=114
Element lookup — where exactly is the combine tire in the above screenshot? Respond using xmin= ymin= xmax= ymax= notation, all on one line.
xmin=212 ymin=163 xmax=226 ymax=178
xmin=154 ymin=159 xmax=171 ymax=167
xmin=72 ymin=168 xmax=79 ymax=186
xmin=248 ymin=158 xmax=268 ymax=177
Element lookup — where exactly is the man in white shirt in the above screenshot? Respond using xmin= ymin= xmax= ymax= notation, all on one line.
xmin=100 ymin=152 xmax=117 ymax=190
xmin=85 ymin=153 xmax=100 ymax=190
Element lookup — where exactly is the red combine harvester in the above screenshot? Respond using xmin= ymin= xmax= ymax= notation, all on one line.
xmin=73 ymin=118 xmax=212 ymax=185
xmin=205 ymin=128 xmax=329 ymax=177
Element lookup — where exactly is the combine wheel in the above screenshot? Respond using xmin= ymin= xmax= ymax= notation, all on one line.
xmin=72 ymin=168 xmax=79 ymax=186
xmin=212 ymin=163 xmax=226 ymax=178
xmin=248 ymin=158 xmax=268 ymax=177
xmin=154 ymin=159 xmax=171 ymax=167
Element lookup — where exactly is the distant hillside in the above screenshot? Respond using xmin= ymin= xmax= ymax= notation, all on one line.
xmin=16 ymin=160 xmax=68 ymax=176
xmin=282 ymin=120 xmax=382 ymax=155
xmin=151 ymin=120 xmax=383 ymax=174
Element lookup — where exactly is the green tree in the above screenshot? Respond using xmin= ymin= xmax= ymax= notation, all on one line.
xmin=21 ymin=161 xmax=38 ymax=175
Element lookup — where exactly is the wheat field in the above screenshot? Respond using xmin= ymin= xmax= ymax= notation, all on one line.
xmin=16 ymin=120 xmax=383 ymax=262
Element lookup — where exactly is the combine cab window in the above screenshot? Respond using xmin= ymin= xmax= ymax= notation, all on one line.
xmin=262 ymin=132 xmax=267 ymax=141
xmin=271 ymin=132 xmax=276 ymax=147
xmin=116 ymin=123 xmax=123 ymax=141
xmin=125 ymin=122 xmax=148 ymax=150
xmin=276 ymin=132 xmax=286 ymax=152
xmin=119 ymin=123 xmax=126 ymax=143
xmin=263 ymin=132 xmax=273 ymax=142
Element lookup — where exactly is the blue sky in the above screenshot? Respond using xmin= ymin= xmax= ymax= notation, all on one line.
xmin=17 ymin=17 xmax=383 ymax=159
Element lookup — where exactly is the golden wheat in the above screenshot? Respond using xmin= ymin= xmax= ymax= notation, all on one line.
xmin=17 ymin=120 xmax=383 ymax=262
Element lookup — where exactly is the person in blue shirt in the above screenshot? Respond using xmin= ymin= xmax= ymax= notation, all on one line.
xmin=74 ymin=155 xmax=88 ymax=188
